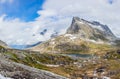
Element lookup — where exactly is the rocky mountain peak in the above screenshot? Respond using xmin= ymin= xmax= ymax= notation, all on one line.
xmin=72 ymin=17 xmax=86 ymax=23
xmin=72 ymin=17 xmax=80 ymax=22
xmin=67 ymin=17 xmax=83 ymax=34
xmin=66 ymin=17 xmax=116 ymax=42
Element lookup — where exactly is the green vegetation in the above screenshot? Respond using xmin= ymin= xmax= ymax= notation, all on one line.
xmin=88 ymin=42 xmax=111 ymax=49
xmin=4 ymin=52 xmax=48 ymax=70
xmin=4 ymin=51 xmax=75 ymax=70
xmin=55 ymin=43 xmax=89 ymax=53
xmin=1 ymin=45 xmax=120 ymax=78
xmin=0 ymin=45 xmax=6 ymax=53
xmin=0 ymin=45 xmax=4 ymax=49
xmin=104 ymin=50 xmax=120 ymax=59
xmin=3 ymin=51 xmax=77 ymax=77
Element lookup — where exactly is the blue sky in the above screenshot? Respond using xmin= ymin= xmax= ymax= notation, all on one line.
xmin=0 ymin=0 xmax=45 ymax=21
xmin=0 ymin=0 xmax=120 ymax=46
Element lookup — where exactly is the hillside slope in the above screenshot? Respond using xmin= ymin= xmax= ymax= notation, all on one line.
xmin=30 ymin=17 xmax=116 ymax=54
xmin=0 ymin=45 xmax=67 ymax=79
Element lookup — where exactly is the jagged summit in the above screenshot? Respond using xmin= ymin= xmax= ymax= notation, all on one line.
xmin=72 ymin=17 xmax=80 ymax=22
xmin=67 ymin=17 xmax=116 ymax=42
xmin=72 ymin=17 xmax=86 ymax=24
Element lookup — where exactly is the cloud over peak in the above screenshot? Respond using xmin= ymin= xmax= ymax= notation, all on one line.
xmin=0 ymin=0 xmax=120 ymax=45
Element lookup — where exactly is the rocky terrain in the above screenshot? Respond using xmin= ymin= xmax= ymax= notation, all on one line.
xmin=0 ymin=43 xmax=67 ymax=79
xmin=0 ymin=17 xmax=120 ymax=79
xmin=28 ymin=17 xmax=120 ymax=79
xmin=67 ymin=17 xmax=116 ymax=42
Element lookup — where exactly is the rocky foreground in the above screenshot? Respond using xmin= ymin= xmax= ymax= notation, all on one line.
xmin=0 ymin=46 xmax=67 ymax=79
xmin=0 ymin=60 xmax=67 ymax=79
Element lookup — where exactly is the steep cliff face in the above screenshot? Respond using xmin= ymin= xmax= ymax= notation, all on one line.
xmin=66 ymin=17 xmax=116 ymax=42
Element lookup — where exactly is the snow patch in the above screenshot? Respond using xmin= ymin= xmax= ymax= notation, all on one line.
xmin=70 ymin=36 xmax=77 ymax=40
xmin=78 ymin=21 xmax=84 ymax=24
xmin=64 ymin=34 xmax=77 ymax=40
xmin=50 ymin=41 xmax=55 ymax=44
xmin=64 ymin=34 xmax=73 ymax=37
xmin=84 ymin=39 xmax=105 ymax=44
xmin=46 ymin=64 xmax=59 ymax=67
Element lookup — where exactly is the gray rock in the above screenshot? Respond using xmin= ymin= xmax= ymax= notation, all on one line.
xmin=66 ymin=17 xmax=116 ymax=42
xmin=0 ymin=58 xmax=67 ymax=79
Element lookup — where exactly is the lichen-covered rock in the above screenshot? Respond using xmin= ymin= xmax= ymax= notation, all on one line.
xmin=0 ymin=59 xmax=67 ymax=79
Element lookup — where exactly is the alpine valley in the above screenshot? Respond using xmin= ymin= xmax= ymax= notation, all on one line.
xmin=0 ymin=17 xmax=120 ymax=79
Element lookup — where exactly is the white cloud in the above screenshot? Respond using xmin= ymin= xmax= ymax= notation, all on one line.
xmin=0 ymin=0 xmax=120 ymax=45
xmin=39 ymin=0 xmax=120 ymax=37
xmin=0 ymin=15 xmax=49 ymax=45
xmin=37 ymin=9 xmax=57 ymax=17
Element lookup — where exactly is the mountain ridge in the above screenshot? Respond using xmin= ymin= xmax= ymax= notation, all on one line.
xmin=66 ymin=17 xmax=116 ymax=42
xmin=30 ymin=17 xmax=117 ymax=53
